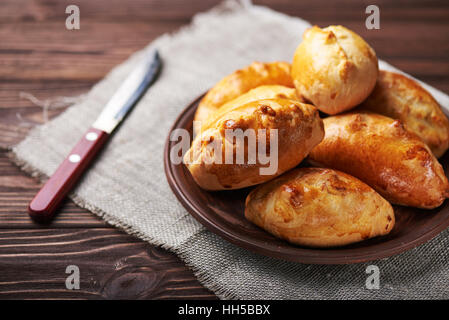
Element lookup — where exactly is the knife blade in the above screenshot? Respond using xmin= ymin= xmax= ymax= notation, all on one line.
xmin=28 ymin=49 xmax=162 ymax=222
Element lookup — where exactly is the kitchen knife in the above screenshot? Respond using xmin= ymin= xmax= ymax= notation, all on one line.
xmin=28 ymin=49 xmax=162 ymax=222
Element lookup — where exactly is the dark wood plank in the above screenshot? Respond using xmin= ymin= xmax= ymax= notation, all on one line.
xmin=1 ymin=0 xmax=448 ymax=83
xmin=0 ymin=150 xmax=216 ymax=298
xmin=0 ymin=0 xmax=222 ymax=299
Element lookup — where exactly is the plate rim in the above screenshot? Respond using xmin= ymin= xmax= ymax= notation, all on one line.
xmin=164 ymin=94 xmax=449 ymax=264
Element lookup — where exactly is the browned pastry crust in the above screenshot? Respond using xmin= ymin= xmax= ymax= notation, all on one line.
xmin=291 ymin=25 xmax=378 ymax=115
xmin=308 ymin=113 xmax=449 ymax=209
xmin=194 ymin=62 xmax=294 ymax=123
xmin=184 ymin=99 xmax=324 ymax=190
xmin=358 ymin=70 xmax=449 ymax=158
xmin=245 ymin=167 xmax=395 ymax=247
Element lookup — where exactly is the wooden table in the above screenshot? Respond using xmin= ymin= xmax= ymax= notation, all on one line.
xmin=0 ymin=0 xmax=448 ymax=299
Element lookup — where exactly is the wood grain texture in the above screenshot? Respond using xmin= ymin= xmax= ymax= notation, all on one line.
xmin=0 ymin=0 xmax=448 ymax=299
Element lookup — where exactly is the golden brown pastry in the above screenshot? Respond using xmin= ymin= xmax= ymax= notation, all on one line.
xmin=358 ymin=70 xmax=449 ymax=158
xmin=291 ymin=25 xmax=378 ymax=115
xmin=245 ymin=167 xmax=395 ymax=247
xmin=184 ymin=99 xmax=324 ymax=190
xmin=201 ymin=85 xmax=301 ymax=129
xmin=309 ymin=113 xmax=449 ymax=209
xmin=194 ymin=62 xmax=294 ymax=123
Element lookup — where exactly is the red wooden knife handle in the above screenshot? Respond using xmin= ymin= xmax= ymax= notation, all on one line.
xmin=28 ymin=127 xmax=109 ymax=222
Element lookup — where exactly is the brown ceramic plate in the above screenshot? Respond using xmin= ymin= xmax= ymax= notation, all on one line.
xmin=164 ymin=95 xmax=449 ymax=264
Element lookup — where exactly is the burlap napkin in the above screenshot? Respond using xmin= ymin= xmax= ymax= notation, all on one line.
xmin=12 ymin=0 xmax=449 ymax=299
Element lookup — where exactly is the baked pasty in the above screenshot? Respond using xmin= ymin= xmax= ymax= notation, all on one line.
xmin=194 ymin=61 xmax=294 ymax=123
xmin=201 ymin=85 xmax=301 ymax=129
xmin=308 ymin=113 xmax=449 ymax=209
xmin=291 ymin=25 xmax=378 ymax=115
xmin=184 ymin=99 xmax=324 ymax=190
xmin=245 ymin=167 xmax=395 ymax=247
xmin=358 ymin=70 xmax=449 ymax=157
